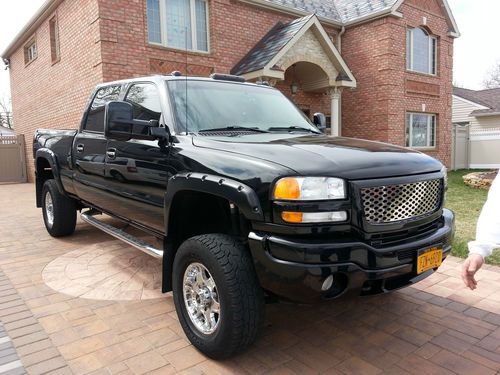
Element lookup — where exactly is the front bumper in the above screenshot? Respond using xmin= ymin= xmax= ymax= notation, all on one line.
xmin=249 ymin=209 xmax=455 ymax=303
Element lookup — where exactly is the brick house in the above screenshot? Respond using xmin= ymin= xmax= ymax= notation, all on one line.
xmin=1 ymin=0 xmax=459 ymax=180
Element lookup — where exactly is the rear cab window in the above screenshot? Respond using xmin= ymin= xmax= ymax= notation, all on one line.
xmin=84 ymin=85 xmax=122 ymax=133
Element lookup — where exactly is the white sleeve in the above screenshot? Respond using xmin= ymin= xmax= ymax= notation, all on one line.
xmin=468 ymin=173 xmax=500 ymax=258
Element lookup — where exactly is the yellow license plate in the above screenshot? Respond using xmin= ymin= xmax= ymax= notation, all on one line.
xmin=417 ymin=247 xmax=443 ymax=274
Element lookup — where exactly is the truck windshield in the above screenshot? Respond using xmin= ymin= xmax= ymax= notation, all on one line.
xmin=167 ymin=80 xmax=320 ymax=134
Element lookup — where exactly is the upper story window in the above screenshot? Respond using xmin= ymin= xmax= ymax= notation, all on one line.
xmin=406 ymin=112 xmax=436 ymax=148
xmin=49 ymin=16 xmax=61 ymax=63
xmin=84 ymin=85 xmax=122 ymax=133
xmin=24 ymin=38 xmax=37 ymax=65
xmin=406 ymin=28 xmax=437 ymax=75
xmin=147 ymin=0 xmax=209 ymax=52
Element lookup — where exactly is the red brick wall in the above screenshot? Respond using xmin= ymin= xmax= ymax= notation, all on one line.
xmin=9 ymin=0 xmax=454 ymax=181
xmin=341 ymin=0 xmax=454 ymax=167
xmin=11 ymin=0 xmax=337 ymax=180
xmin=9 ymin=0 xmax=102 ymax=181
xmin=96 ymin=0 xmax=335 ymax=121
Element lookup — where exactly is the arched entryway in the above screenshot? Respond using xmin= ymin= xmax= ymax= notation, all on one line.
xmin=231 ymin=14 xmax=356 ymax=136
xmin=281 ymin=62 xmax=342 ymax=136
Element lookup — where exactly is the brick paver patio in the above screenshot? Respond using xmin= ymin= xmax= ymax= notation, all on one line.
xmin=0 ymin=183 xmax=499 ymax=375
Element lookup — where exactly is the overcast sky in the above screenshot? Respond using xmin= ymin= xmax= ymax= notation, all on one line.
xmin=1 ymin=0 xmax=499 ymax=106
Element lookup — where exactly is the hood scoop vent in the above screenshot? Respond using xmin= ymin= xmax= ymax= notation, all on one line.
xmin=198 ymin=131 xmax=257 ymax=137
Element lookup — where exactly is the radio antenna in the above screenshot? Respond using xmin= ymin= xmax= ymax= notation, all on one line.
xmin=185 ymin=26 xmax=188 ymax=135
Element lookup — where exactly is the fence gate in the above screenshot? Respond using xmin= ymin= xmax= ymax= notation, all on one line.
xmin=0 ymin=135 xmax=27 ymax=183
xmin=451 ymin=124 xmax=470 ymax=170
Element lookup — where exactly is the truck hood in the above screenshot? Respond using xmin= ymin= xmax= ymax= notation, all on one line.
xmin=192 ymin=134 xmax=442 ymax=180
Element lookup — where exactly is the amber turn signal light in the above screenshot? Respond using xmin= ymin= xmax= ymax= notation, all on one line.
xmin=273 ymin=178 xmax=300 ymax=200
xmin=281 ymin=211 xmax=303 ymax=223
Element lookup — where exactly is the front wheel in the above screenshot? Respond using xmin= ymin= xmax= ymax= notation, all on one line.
xmin=42 ymin=179 xmax=77 ymax=237
xmin=172 ymin=234 xmax=265 ymax=359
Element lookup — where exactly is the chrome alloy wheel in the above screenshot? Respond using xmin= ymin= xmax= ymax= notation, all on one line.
xmin=45 ymin=191 xmax=54 ymax=227
xmin=183 ymin=262 xmax=220 ymax=335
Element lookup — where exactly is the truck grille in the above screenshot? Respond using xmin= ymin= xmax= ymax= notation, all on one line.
xmin=361 ymin=179 xmax=442 ymax=224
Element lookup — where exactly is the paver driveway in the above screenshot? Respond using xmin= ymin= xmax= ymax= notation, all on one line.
xmin=0 ymin=183 xmax=499 ymax=375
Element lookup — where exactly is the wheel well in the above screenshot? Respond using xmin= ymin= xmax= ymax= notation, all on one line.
xmin=162 ymin=190 xmax=252 ymax=293
xmin=35 ymin=158 xmax=54 ymax=207
xmin=167 ymin=191 xmax=250 ymax=251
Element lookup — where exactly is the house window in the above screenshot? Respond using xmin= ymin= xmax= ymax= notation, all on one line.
xmin=24 ymin=39 xmax=37 ymax=65
xmin=49 ymin=16 xmax=60 ymax=63
xmin=406 ymin=112 xmax=436 ymax=148
xmin=147 ymin=0 xmax=209 ymax=52
xmin=406 ymin=28 xmax=437 ymax=75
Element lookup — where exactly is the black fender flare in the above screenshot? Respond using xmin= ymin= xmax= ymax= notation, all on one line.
xmin=164 ymin=173 xmax=264 ymax=237
xmin=161 ymin=172 xmax=264 ymax=293
xmin=35 ymin=148 xmax=66 ymax=206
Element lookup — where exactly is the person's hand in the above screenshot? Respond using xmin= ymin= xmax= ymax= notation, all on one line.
xmin=461 ymin=254 xmax=484 ymax=290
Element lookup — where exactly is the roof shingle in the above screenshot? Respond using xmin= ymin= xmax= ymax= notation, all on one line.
xmin=453 ymin=87 xmax=500 ymax=116
xmin=263 ymin=0 xmax=398 ymax=23
xmin=231 ymin=14 xmax=314 ymax=76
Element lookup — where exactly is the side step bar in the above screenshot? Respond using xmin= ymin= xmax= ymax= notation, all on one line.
xmin=81 ymin=210 xmax=164 ymax=259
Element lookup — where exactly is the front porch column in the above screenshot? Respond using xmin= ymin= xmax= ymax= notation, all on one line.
xmin=328 ymin=87 xmax=342 ymax=137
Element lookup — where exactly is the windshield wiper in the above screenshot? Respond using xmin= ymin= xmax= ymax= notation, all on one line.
xmin=198 ymin=126 xmax=269 ymax=133
xmin=267 ymin=126 xmax=320 ymax=133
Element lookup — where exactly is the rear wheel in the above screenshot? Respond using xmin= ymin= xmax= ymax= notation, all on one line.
xmin=172 ymin=234 xmax=264 ymax=359
xmin=42 ymin=179 xmax=77 ymax=237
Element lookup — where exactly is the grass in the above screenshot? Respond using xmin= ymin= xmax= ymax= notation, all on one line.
xmin=445 ymin=169 xmax=500 ymax=265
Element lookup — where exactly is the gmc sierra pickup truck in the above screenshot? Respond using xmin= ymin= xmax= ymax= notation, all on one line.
xmin=34 ymin=73 xmax=454 ymax=358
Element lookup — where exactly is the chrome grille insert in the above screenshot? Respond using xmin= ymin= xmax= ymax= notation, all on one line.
xmin=361 ymin=179 xmax=442 ymax=224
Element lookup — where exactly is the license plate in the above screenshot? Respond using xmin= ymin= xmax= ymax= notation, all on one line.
xmin=417 ymin=246 xmax=443 ymax=274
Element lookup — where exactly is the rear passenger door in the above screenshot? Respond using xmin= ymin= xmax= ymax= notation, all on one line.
xmin=73 ymin=84 xmax=121 ymax=208
xmin=104 ymin=82 xmax=169 ymax=232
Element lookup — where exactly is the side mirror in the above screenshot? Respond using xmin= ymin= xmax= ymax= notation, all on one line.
xmin=313 ymin=112 xmax=327 ymax=132
xmin=104 ymin=101 xmax=168 ymax=141
xmin=104 ymin=101 xmax=135 ymax=140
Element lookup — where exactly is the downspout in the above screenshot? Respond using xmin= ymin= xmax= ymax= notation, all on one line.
xmin=336 ymin=26 xmax=346 ymax=136
xmin=337 ymin=26 xmax=346 ymax=53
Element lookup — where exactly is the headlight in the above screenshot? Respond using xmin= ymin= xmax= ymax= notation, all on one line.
xmin=273 ymin=177 xmax=346 ymax=200
xmin=441 ymin=166 xmax=448 ymax=190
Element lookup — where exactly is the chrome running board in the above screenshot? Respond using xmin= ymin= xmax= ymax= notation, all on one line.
xmin=81 ymin=210 xmax=164 ymax=259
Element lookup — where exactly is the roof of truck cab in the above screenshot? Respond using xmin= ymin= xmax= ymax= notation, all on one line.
xmin=94 ymin=75 xmax=276 ymax=90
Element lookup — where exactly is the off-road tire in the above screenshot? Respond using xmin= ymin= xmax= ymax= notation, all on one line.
xmin=172 ymin=234 xmax=265 ymax=359
xmin=42 ymin=179 xmax=77 ymax=237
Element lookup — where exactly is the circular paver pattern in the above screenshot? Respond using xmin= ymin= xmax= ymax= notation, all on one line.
xmin=42 ymin=240 xmax=163 ymax=300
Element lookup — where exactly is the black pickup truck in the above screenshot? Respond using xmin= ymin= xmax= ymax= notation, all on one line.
xmin=34 ymin=73 xmax=454 ymax=358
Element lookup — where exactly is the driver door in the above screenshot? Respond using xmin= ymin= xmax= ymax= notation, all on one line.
xmin=104 ymin=82 xmax=169 ymax=233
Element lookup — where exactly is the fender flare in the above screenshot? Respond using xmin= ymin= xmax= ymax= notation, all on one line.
xmin=164 ymin=173 xmax=264 ymax=237
xmin=35 ymin=149 xmax=66 ymax=205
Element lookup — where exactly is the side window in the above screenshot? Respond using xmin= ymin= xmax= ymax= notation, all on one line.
xmin=84 ymin=85 xmax=121 ymax=132
xmin=125 ymin=83 xmax=162 ymax=122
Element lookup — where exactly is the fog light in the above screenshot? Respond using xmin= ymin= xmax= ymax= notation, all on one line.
xmin=321 ymin=275 xmax=334 ymax=291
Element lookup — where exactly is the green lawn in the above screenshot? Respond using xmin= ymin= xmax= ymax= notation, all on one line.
xmin=445 ymin=169 xmax=500 ymax=265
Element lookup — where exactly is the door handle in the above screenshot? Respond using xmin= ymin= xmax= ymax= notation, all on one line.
xmin=76 ymin=144 xmax=84 ymax=153
xmin=106 ymin=149 xmax=116 ymax=159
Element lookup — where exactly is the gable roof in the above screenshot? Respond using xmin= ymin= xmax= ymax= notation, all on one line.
xmin=231 ymin=14 xmax=314 ymax=76
xmin=231 ymin=14 xmax=357 ymax=87
xmin=453 ymin=87 xmax=500 ymax=117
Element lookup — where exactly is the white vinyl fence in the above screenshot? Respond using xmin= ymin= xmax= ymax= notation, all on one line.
xmin=0 ymin=135 xmax=27 ymax=183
